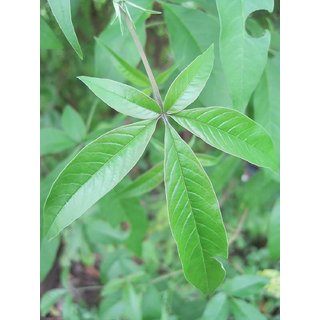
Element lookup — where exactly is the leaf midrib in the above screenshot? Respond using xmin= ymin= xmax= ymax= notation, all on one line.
xmin=173 ymin=111 xmax=270 ymax=159
xmin=168 ymin=127 xmax=211 ymax=292
xmin=82 ymin=78 xmax=161 ymax=114
xmin=47 ymin=122 xmax=154 ymax=231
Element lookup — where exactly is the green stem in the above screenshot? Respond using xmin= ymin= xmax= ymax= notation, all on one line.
xmin=86 ymin=100 xmax=98 ymax=132
xmin=121 ymin=8 xmax=164 ymax=111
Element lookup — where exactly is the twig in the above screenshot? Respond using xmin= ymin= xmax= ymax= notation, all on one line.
xmin=229 ymin=209 xmax=249 ymax=245
xmin=121 ymin=7 xmax=164 ymax=110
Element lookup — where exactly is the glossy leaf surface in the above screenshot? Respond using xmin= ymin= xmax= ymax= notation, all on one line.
xmin=164 ymin=44 xmax=214 ymax=113
xmin=216 ymin=0 xmax=274 ymax=111
xmin=172 ymin=107 xmax=278 ymax=170
xmin=164 ymin=124 xmax=228 ymax=294
xmin=78 ymin=76 xmax=161 ymax=119
xmin=44 ymin=120 xmax=157 ymax=239
xmin=47 ymin=0 xmax=83 ymax=59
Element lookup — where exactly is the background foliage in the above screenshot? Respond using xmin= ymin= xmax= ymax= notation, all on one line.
xmin=40 ymin=0 xmax=280 ymax=318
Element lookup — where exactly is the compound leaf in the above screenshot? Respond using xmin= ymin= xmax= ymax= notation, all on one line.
xmin=47 ymin=0 xmax=83 ymax=59
xmin=164 ymin=124 xmax=228 ymax=294
xmin=164 ymin=44 xmax=214 ymax=113
xmin=216 ymin=0 xmax=274 ymax=111
xmin=172 ymin=107 xmax=278 ymax=171
xmin=78 ymin=76 xmax=161 ymax=119
xmin=44 ymin=120 xmax=157 ymax=239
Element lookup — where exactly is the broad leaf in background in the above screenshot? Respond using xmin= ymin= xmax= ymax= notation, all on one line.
xmin=172 ymin=107 xmax=278 ymax=170
xmin=164 ymin=124 xmax=228 ymax=294
xmin=268 ymin=198 xmax=280 ymax=260
xmin=47 ymin=0 xmax=83 ymax=59
xmin=222 ymin=275 xmax=269 ymax=298
xmin=164 ymin=44 xmax=214 ymax=113
xmin=122 ymin=199 xmax=148 ymax=256
xmin=163 ymin=3 xmax=214 ymax=68
xmin=120 ymin=162 xmax=164 ymax=198
xmin=230 ymin=298 xmax=267 ymax=320
xmin=94 ymin=0 xmax=152 ymax=79
xmin=78 ymin=77 xmax=161 ymax=119
xmin=254 ymin=53 xmax=280 ymax=158
xmin=142 ymin=286 xmax=162 ymax=320
xmin=163 ymin=2 xmax=231 ymax=107
xmin=44 ymin=120 xmax=157 ymax=239
xmin=201 ymin=292 xmax=229 ymax=320
xmin=124 ymin=284 xmax=142 ymax=320
xmin=40 ymin=128 xmax=75 ymax=156
xmin=216 ymin=0 xmax=274 ymax=111
xmin=40 ymin=288 xmax=68 ymax=316
xmin=40 ymin=16 xmax=62 ymax=51
xmin=61 ymin=105 xmax=86 ymax=143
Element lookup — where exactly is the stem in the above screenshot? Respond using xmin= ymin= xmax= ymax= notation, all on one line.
xmin=86 ymin=100 xmax=98 ymax=132
xmin=121 ymin=8 xmax=164 ymax=110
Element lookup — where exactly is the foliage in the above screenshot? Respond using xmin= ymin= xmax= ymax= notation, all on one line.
xmin=40 ymin=0 xmax=280 ymax=318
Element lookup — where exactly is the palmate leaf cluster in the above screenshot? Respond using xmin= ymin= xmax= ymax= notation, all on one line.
xmin=43 ymin=41 xmax=277 ymax=294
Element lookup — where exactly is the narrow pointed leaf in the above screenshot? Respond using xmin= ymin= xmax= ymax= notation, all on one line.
xmin=44 ymin=120 xmax=157 ymax=239
xmin=164 ymin=44 xmax=214 ymax=113
xmin=216 ymin=0 xmax=274 ymax=111
xmin=164 ymin=124 xmax=228 ymax=294
xmin=47 ymin=0 xmax=83 ymax=59
xmin=121 ymin=162 xmax=164 ymax=198
xmin=172 ymin=107 xmax=278 ymax=170
xmin=40 ymin=16 xmax=62 ymax=50
xmin=78 ymin=76 xmax=161 ymax=119
xmin=95 ymin=39 xmax=150 ymax=88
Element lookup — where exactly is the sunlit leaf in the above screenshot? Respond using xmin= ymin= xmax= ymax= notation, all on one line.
xmin=44 ymin=120 xmax=157 ymax=239
xmin=164 ymin=124 xmax=228 ymax=294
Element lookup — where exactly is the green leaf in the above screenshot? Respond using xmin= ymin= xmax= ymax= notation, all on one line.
xmin=61 ymin=106 xmax=87 ymax=142
xmin=47 ymin=0 xmax=83 ymax=59
xmin=44 ymin=120 xmax=157 ymax=239
xmin=122 ymin=198 xmax=148 ymax=256
xmin=230 ymin=298 xmax=267 ymax=320
xmin=95 ymin=39 xmax=150 ymax=88
xmin=164 ymin=44 xmax=214 ymax=113
xmin=78 ymin=76 xmax=161 ymax=119
xmin=41 ymin=288 xmax=67 ymax=316
xmin=124 ymin=284 xmax=142 ymax=320
xmin=216 ymin=0 xmax=274 ymax=111
xmin=268 ymin=198 xmax=280 ymax=260
xmin=254 ymin=53 xmax=280 ymax=158
xmin=40 ymin=16 xmax=62 ymax=50
xmin=202 ymin=293 xmax=229 ymax=320
xmin=40 ymin=236 xmax=60 ymax=281
xmin=40 ymin=128 xmax=75 ymax=156
xmin=156 ymin=64 xmax=177 ymax=86
xmin=163 ymin=3 xmax=214 ymax=68
xmin=222 ymin=275 xmax=269 ymax=298
xmin=172 ymin=107 xmax=278 ymax=170
xmin=120 ymin=162 xmax=164 ymax=198
xmin=164 ymin=124 xmax=228 ymax=294
xmin=94 ymin=2 xmax=150 ymax=79
xmin=142 ymin=286 xmax=162 ymax=320
xmin=195 ymin=153 xmax=222 ymax=168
